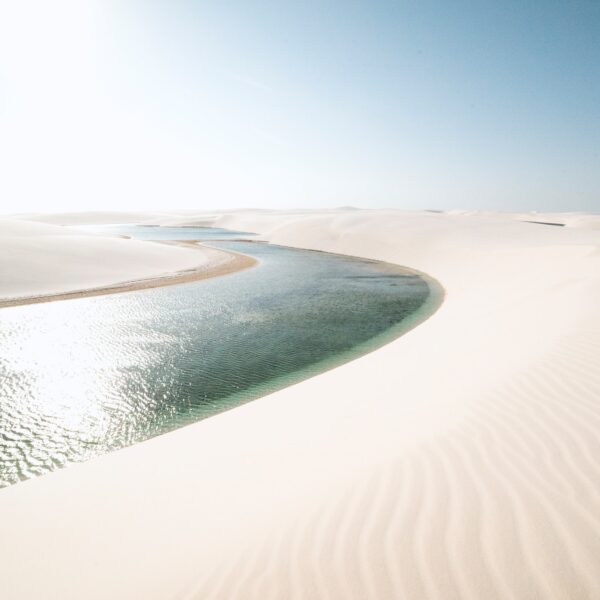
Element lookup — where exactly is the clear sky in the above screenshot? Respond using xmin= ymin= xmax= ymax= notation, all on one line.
xmin=0 ymin=0 xmax=598 ymax=214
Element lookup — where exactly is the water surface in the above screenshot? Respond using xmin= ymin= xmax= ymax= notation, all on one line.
xmin=74 ymin=223 xmax=256 ymax=240
xmin=0 ymin=227 xmax=438 ymax=487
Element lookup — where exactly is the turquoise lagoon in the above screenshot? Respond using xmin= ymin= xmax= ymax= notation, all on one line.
xmin=0 ymin=227 xmax=439 ymax=486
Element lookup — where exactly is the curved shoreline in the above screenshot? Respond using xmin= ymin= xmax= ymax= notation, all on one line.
xmin=0 ymin=238 xmax=439 ymax=489
xmin=0 ymin=241 xmax=257 ymax=309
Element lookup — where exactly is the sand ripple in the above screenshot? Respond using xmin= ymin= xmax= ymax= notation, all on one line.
xmin=184 ymin=327 xmax=600 ymax=600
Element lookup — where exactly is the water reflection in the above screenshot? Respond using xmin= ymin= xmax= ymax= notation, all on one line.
xmin=0 ymin=232 xmax=434 ymax=486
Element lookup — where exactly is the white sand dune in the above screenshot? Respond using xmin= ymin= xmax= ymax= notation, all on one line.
xmin=0 ymin=210 xmax=599 ymax=599
xmin=7 ymin=210 xmax=172 ymax=225
xmin=0 ymin=219 xmax=240 ymax=303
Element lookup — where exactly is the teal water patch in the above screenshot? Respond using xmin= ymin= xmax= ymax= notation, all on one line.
xmin=72 ymin=224 xmax=256 ymax=240
xmin=0 ymin=228 xmax=440 ymax=487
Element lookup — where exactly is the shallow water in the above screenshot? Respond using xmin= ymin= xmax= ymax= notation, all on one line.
xmin=0 ymin=227 xmax=436 ymax=487
xmin=73 ymin=223 xmax=256 ymax=240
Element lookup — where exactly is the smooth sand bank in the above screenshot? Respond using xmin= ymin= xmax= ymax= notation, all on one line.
xmin=0 ymin=219 xmax=255 ymax=307
xmin=1 ymin=210 xmax=600 ymax=599
xmin=0 ymin=243 xmax=256 ymax=308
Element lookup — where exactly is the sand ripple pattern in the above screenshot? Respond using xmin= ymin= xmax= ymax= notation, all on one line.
xmin=186 ymin=327 xmax=600 ymax=600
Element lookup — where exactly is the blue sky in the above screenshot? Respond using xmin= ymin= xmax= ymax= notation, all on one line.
xmin=0 ymin=0 xmax=598 ymax=213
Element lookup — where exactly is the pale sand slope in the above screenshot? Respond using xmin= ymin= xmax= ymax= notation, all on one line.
xmin=0 ymin=219 xmax=241 ymax=303
xmin=1 ymin=211 xmax=600 ymax=599
xmin=6 ymin=210 xmax=173 ymax=225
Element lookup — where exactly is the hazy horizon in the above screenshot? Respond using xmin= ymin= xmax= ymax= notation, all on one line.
xmin=3 ymin=206 xmax=600 ymax=219
xmin=1 ymin=1 xmax=599 ymax=214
